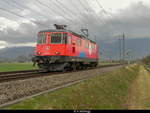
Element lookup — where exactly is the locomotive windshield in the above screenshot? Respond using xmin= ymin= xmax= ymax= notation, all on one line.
xmin=51 ymin=33 xmax=62 ymax=44
xmin=37 ymin=33 xmax=47 ymax=44
xmin=51 ymin=33 xmax=67 ymax=44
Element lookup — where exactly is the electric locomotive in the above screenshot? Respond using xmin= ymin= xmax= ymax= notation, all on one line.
xmin=32 ymin=24 xmax=99 ymax=72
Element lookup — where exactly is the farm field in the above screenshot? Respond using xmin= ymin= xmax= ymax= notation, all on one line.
xmin=0 ymin=63 xmax=38 ymax=72
xmin=5 ymin=64 xmax=141 ymax=110
xmin=0 ymin=62 xmax=117 ymax=72
xmin=99 ymin=62 xmax=120 ymax=66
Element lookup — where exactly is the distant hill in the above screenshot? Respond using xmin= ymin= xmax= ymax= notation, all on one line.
xmin=0 ymin=46 xmax=35 ymax=58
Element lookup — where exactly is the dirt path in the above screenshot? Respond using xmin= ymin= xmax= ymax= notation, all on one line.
xmin=127 ymin=65 xmax=150 ymax=109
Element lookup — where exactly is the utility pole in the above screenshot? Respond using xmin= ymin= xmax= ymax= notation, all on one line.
xmin=122 ymin=33 xmax=125 ymax=64
xmin=118 ymin=38 xmax=122 ymax=63
xmin=107 ymin=48 xmax=111 ymax=62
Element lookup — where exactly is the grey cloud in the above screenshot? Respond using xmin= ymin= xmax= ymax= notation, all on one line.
xmin=0 ymin=0 xmax=150 ymax=45
xmin=108 ymin=1 xmax=150 ymax=38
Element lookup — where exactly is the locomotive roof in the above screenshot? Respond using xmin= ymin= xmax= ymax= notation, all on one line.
xmin=39 ymin=29 xmax=96 ymax=44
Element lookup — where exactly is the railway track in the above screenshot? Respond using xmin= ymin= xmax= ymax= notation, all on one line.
xmin=0 ymin=70 xmax=39 ymax=75
xmin=0 ymin=64 xmax=123 ymax=108
xmin=0 ymin=71 xmax=42 ymax=83
xmin=0 ymin=64 xmax=122 ymax=83
xmin=0 ymin=74 xmax=105 ymax=108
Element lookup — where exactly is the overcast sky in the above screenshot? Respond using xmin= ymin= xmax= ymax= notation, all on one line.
xmin=0 ymin=0 xmax=150 ymax=49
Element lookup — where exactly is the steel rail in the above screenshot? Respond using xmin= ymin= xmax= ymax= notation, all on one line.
xmin=0 ymin=70 xmax=39 ymax=75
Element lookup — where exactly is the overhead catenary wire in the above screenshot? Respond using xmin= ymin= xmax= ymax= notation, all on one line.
xmin=95 ymin=0 xmax=112 ymax=17
xmin=51 ymin=0 xmax=98 ymax=33
xmin=1 ymin=0 xmax=62 ymax=29
xmin=1 ymin=0 xmax=105 ymax=32
xmin=67 ymin=0 xmax=90 ymax=25
xmin=50 ymin=0 xmax=80 ymax=30
xmin=0 ymin=7 xmax=48 ymax=28
xmin=67 ymin=0 xmax=93 ymax=34
xmin=54 ymin=0 xmax=102 ymax=32
xmin=0 ymin=0 xmax=117 ymax=41
xmin=77 ymin=0 xmax=103 ymax=38
xmin=1 ymin=0 xmax=78 ymax=31
xmin=95 ymin=0 xmax=120 ymax=29
xmin=77 ymin=0 xmax=100 ymax=37
xmin=95 ymin=0 xmax=125 ymax=61
xmin=95 ymin=0 xmax=122 ymax=37
xmin=35 ymin=0 xmax=82 ymax=31
xmin=54 ymin=0 xmax=78 ymax=18
xmin=35 ymin=0 xmax=74 ymax=24
xmin=2 ymin=0 xmax=23 ymax=11
xmin=84 ymin=0 xmax=105 ymax=25
xmin=3 ymin=0 xmax=53 ymax=20
xmin=53 ymin=0 xmax=94 ymax=32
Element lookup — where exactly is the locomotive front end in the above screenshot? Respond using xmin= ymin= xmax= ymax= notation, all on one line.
xmin=32 ymin=30 xmax=69 ymax=71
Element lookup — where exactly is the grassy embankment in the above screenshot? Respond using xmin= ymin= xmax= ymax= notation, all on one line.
xmin=0 ymin=63 xmax=37 ymax=72
xmin=6 ymin=64 xmax=139 ymax=110
xmin=127 ymin=65 xmax=150 ymax=109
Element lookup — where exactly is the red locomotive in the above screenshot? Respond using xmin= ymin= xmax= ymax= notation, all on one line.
xmin=32 ymin=24 xmax=99 ymax=71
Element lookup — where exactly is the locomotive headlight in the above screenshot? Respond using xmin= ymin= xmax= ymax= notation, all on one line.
xmin=55 ymin=52 xmax=61 ymax=55
xmin=37 ymin=52 xmax=41 ymax=55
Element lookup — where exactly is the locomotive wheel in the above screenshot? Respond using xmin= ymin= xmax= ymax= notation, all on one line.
xmin=93 ymin=63 xmax=98 ymax=67
xmin=62 ymin=67 xmax=67 ymax=72
xmin=72 ymin=63 xmax=76 ymax=71
xmin=78 ymin=66 xmax=82 ymax=70
xmin=84 ymin=66 xmax=87 ymax=70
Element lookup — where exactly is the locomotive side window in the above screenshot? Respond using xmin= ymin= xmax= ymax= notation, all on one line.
xmin=91 ymin=43 xmax=95 ymax=50
xmin=37 ymin=33 xmax=47 ymax=44
xmin=62 ymin=33 xmax=67 ymax=44
xmin=85 ymin=40 xmax=89 ymax=48
xmin=67 ymin=36 xmax=72 ymax=44
xmin=77 ymin=39 xmax=81 ymax=46
xmin=51 ymin=33 xmax=62 ymax=44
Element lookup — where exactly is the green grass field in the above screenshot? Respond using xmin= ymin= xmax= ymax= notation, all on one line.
xmin=5 ymin=64 xmax=139 ymax=110
xmin=99 ymin=62 xmax=120 ymax=66
xmin=0 ymin=63 xmax=38 ymax=72
xmin=0 ymin=61 xmax=120 ymax=72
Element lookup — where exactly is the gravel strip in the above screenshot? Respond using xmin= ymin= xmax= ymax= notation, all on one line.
xmin=0 ymin=66 xmax=122 ymax=105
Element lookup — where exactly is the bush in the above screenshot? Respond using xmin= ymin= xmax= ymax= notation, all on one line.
xmin=142 ymin=55 xmax=150 ymax=66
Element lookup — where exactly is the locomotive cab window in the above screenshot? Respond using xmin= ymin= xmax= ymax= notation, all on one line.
xmin=37 ymin=33 xmax=47 ymax=44
xmin=51 ymin=33 xmax=62 ymax=44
